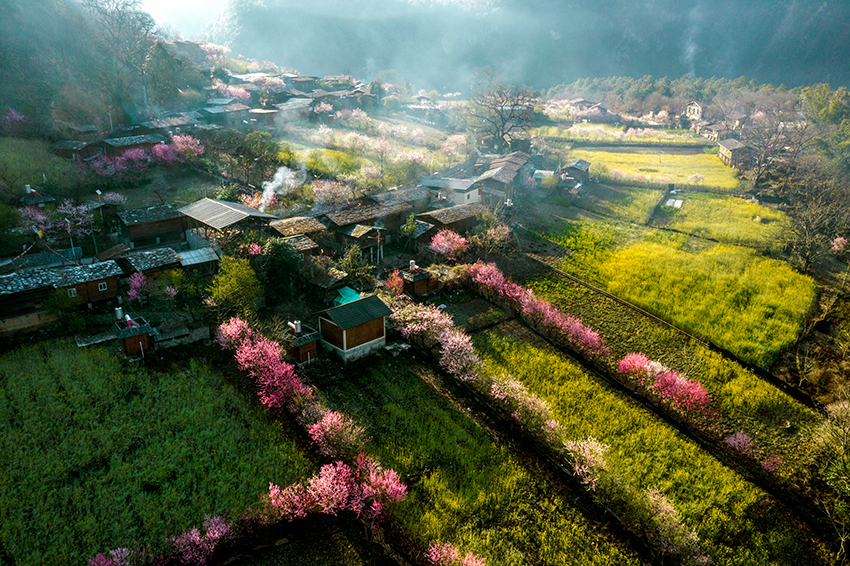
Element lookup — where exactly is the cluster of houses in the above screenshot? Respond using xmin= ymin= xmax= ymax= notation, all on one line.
xmin=50 ymin=66 xmax=378 ymax=161
xmin=0 ymin=151 xmax=540 ymax=361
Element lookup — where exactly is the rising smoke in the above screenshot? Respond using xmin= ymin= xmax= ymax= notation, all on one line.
xmin=260 ymin=165 xmax=306 ymax=211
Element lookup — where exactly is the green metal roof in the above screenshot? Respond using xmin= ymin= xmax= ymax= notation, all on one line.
xmin=320 ymin=295 xmax=392 ymax=330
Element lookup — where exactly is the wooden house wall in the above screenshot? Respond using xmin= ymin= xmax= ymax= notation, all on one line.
xmin=345 ymin=317 xmax=385 ymax=349
xmin=64 ymin=275 xmax=119 ymax=304
xmin=288 ymin=341 xmax=318 ymax=364
xmin=123 ymin=333 xmax=152 ymax=357
xmin=319 ymin=317 xmax=345 ymax=349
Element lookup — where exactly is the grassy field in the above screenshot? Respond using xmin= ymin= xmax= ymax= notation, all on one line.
xmin=569 ymin=149 xmax=741 ymax=191
xmin=657 ymin=192 xmax=789 ymax=247
xmin=0 ymin=137 xmax=80 ymax=194
xmin=532 ymin=124 xmax=707 ymax=146
xmin=0 ymin=341 xmax=314 ymax=565
xmin=548 ymin=184 xmax=665 ymax=224
xmin=541 ymin=220 xmax=817 ymax=369
xmin=310 ymin=353 xmax=644 ymax=566
xmin=475 ymin=328 xmax=828 ymax=565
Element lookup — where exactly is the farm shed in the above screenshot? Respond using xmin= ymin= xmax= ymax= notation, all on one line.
xmin=119 ymin=248 xmax=182 ymax=278
xmin=118 ymin=205 xmax=186 ymax=249
xmin=179 ymin=198 xmax=276 ymax=243
xmin=558 ymin=159 xmax=591 ymax=185
xmin=286 ymin=322 xmax=319 ymax=365
xmin=316 ymin=295 xmax=392 ymax=362
xmin=402 ymin=265 xmax=438 ymax=296
xmin=177 ymin=247 xmax=220 ymax=273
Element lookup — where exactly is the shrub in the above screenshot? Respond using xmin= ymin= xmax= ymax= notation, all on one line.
xmin=308 ymin=411 xmax=368 ymax=460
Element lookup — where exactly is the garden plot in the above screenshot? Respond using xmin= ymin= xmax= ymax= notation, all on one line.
xmin=475 ymin=326 xmax=829 ymax=565
xmin=308 ymin=353 xmax=644 ymax=566
xmin=0 ymin=341 xmax=315 ymax=566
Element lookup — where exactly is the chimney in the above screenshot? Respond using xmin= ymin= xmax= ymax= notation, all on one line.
xmin=409 ymin=260 xmax=416 ymax=272
xmin=25 ymin=184 xmax=33 ymax=193
xmin=115 ymin=307 xmax=124 ymax=321
xmin=295 ymin=320 xmax=301 ymax=334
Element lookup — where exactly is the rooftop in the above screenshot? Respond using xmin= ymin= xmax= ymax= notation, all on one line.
xmin=269 ymin=216 xmax=327 ymax=237
xmin=564 ymin=159 xmax=591 ymax=172
xmin=118 ymin=204 xmax=181 ymax=226
xmin=0 ymin=261 xmax=125 ymax=295
xmin=324 ymin=201 xmax=411 ymax=228
xmin=125 ymin=248 xmax=181 ymax=272
xmin=52 ymin=261 xmax=123 ymax=287
xmin=420 ymin=202 xmax=488 ymax=225
xmin=318 ymin=295 xmax=392 ymax=330
xmin=102 ymin=134 xmax=167 ymax=147
xmin=178 ymin=198 xmax=276 ymax=231
xmin=283 ymin=234 xmax=319 ymax=253
xmin=718 ymin=138 xmax=748 ymax=151
xmin=178 ymin=247 xmax=220 ymax=266
xmin=371 ymin=186 xmax=432 ymax=204
xmin=418 ymin=177 xmax=476 ymax=192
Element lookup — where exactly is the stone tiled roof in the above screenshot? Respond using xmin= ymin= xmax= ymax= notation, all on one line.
xmin=102 ymin=134 xmax=167 ymax=147
xmin=269 ymin=216 xmax=327 ymax=237
xmin=0 ymin=261 xmax=124 ymax=295
xmin=118 ymin=205 xmax=181 ymax=226
xmin=126 ymin=248 xmax=181 ymax=272
xmin=283 ymin=235 xmax=319 ymax=253
xmin=324 ymin=201 xmax=411 ymax=228
xmin=372 ymin=186 xmax=432 ymax=204
xmin=419 ymin=203 xmax=488 ymax=225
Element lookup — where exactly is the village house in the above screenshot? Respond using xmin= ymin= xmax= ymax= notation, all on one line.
xmin=50 ymin=140 xmax=99 ymax=160
xmin=282 ymin=234 xmax=320 ymax=260
xmin=93 ymin=134 xmax=168 ymax=157
xmin=717 ymin=138 xmax=751 ymax=168
xmin=727 ymin=112 xmax=748 ymax=130
xmin=117 ymin=205 xmax=186 ymax=249
xmin=118 ymin=248 xmax=182 ymax=279
xmin=474 ymin=151 xmax=532 ymax=206
xmin=418 ymin=177 xmax=478 ymax=206
xmin=136 ymin=114 xmax=200 ymax=137
xmin=322 ymin=200 xmax=413 ymax=253
xmin=417 ymin=202 xmax=489 ymax=235
xmin=197 ymin=106 xmax=226 ymax=127
xmin=274 ymin=98 xmax=314 ymax=123
xmin=371 ymin=186 xmax=433 ymax=214
xmin=702 ymin=123 xmax=732 ymax=142
xmin=0 ymin=260 xmax=123 ymax=334
xmin=221 ymin=102 xmax=251 ymax=130
xmin=269 ymin=216 xmax=329 ymax=239
xmin=557 ymin=159 xmax=591 ymax=186
xmin=316 ymin=294 xmax=392 ymax=362
xmin=401 ymin=260 xmax=438 ymax=296
xmin=686 ymin=101 xmax=704 ymax=122
xmin=179 ymin=198 xmax=276 ymax=244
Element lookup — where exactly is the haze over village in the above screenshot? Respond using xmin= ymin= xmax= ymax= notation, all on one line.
xmin=1 ymin=1 xmax=850 ymax=565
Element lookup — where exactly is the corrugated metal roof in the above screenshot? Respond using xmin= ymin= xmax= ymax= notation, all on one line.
xmin=178 ymin=247 xmax=220 ymax=266
xmin=118 ymin=205 xmax=181 ymax=226
xmin=178 ymin=198 xmax=276 ymax=230
xmin=338 ymin=224 xmax=383 ymax=239
xmin=318 ymin=295 xmax=391 ymax=330
xmin=270 ymin=216 xmax=327 ymax=237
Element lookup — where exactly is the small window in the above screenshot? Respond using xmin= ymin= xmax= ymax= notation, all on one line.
xmin=67 ymin=288 xmax=77 ymax=298
xmin=98 ymin=282 xmax=108 ymax=292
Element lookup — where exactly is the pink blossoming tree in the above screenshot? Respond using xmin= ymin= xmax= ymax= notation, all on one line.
xmin=430 ymin=229 xmax=468 ymax=261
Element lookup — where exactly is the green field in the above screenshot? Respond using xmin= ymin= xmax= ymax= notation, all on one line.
xmin=524 ymin=274 xmax=821 ymax=467
xmin=0 ymin=341 xmax=314 ymax=565
xmin=549 ymin=184 xmax=665 ymax=224
xmin=532 ymin=124 xmax=706 ymax=146
xmin=310 ymin=354 xmax=644 ymax=566
xmin=541 ymin=220 xmax=817 ymax=368
xmin=569 ymin=149 xmax=740 ymax=191
xmin=0 ymin=137 xmax=80 ymax=195
xmin=475 ymin=328 xmax=828 ymax=565
xmin=658 ymin=192 xmax=789 ymax=247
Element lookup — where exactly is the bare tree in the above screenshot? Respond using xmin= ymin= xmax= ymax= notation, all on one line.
xmin=783 ymin=155 xmax=850 ymax=273
xmin=465 ymin=73 xmax=535 ymax=153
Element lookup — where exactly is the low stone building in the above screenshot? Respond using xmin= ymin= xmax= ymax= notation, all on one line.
xmin=718 ymin=139 xmax=751 ymax=168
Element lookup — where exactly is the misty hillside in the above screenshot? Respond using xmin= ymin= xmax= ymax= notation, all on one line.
xmin=198 ymin=0 xmax=850 ymax=91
